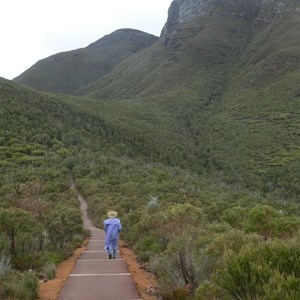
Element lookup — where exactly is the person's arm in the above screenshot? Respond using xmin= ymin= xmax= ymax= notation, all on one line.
xmin=103 ymin=221 xmax=107 ymax=232
xmin=118 ymin=220 xmax=122 ymax=233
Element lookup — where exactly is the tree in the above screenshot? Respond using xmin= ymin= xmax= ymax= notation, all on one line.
xmin=151 ymin=204 xmax=206 ymax=295
xmin=156 ymin=203 xmax=205 ymax=243
xmin=45 ymin=205 xmax=83 ymax=248
xmin=0 ymin=208 xmax=38 ymax=256
xmin=18 ymin=180 xmax=47 ymax=221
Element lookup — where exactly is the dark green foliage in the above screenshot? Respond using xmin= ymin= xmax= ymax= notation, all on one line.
xmin=214 ymin=239 xmax=300 ymax=300
xmin=45 ymin=204 xmax=83 ymax=249
xmin=221 ymin=206 xmax=248 ymax=228
xmin=246 ymin=205 xmax=300 ymax=239
xmin=0 ymin=85 xmax=87 ymax=271
xmin=0 ymin=0 xmax=300 ymax=297
xmin=0 ymin=270 xmax=39 ymax=300
xmin=43 ymin=263 xmax=56 ymax=281
xmin=162 ymin=288 xmax=191 ymax=300
xmin=0 ymin=208 xmax=39 ymax=257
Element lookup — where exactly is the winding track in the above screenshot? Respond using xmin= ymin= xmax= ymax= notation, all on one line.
xmin=58 ymin=195 xmax=142 ymax=300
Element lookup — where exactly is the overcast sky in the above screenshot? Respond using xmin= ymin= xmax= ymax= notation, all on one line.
xmin=0 ymin=0 xmax=172 ymax=80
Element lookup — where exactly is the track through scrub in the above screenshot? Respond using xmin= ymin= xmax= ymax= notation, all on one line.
xmin=57 ymin=195 xmax=142 ymax=300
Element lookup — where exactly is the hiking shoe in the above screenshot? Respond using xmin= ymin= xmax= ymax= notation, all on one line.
xmin=108 ymin=253 xmax=112 ymax=259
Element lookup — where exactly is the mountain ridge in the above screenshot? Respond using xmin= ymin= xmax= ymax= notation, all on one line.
xmin=7 ymin=0 xmax=300 ymax=197
xmin=13 ymin=28 xmax=158 ymax=94
xmin=1 ymin=1 xmax=300 ymax=297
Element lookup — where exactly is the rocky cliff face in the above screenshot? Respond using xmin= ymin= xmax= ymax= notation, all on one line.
xmin=160 ymin=0 xmax=291 ymax=44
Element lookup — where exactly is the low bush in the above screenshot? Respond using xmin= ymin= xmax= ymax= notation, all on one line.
xmin=41 ymin=251 xmax=63 ymax=266
xmin=214 ymin=238 xmax=300 ymax=299
xmin=11 ymin=253 xmax=42 ymax=271
xmin=43 ymin=263 xmax=56 ymax=280
xmin=0 ymin=270 xmax=39 ymax=300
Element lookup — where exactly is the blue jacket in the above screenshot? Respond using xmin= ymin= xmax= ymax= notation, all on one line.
xmin=103 ymin=217 xmax=122 ymax=244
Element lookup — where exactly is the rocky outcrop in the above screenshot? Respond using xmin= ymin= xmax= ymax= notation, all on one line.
xmin=160 ymin=0 xmax=289 ymax=44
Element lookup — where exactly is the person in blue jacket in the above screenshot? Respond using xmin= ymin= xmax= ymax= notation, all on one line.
xmin=103 ymin=211 xmax=122 ymax=259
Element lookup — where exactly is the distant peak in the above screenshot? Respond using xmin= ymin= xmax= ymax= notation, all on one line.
xmin=88 ymin=28 xmax=158 ymax=49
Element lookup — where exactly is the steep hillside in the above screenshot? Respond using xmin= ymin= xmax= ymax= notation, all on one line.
xmin=74 ymin=0 xmax=300 ymax=198
xmin=0 ymin=78 xmax=195 ymax=169
xmin=8 ymin=0 xmax=300 ymax=198
xmin=76 ymin=0 xmax=270 ymax=99
xmin=0 ymin=78 xmax=113 ymax=151
xmin=1 ymin=1 xmax=300 ymax=298
xmin=13 ymin=29 xmax=157 ymax=94
xmin=205 ymin=0 xmax=300 ymax=195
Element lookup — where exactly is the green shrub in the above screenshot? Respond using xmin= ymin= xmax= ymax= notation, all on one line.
xmin=11 ymin=253 xmax=41 ymax=271
xmin=137 ymin=250 xmax=153 ymax=263
xmin=214 ymin=239 xmax=300 ymax=299
xmin=245 ymin=204 xmax=300 ymax=240
xmin=161 ymin=288 xmax=191 ymax=300
xmin=221 ymin=206 xmax=248 ymax=229
xmin=135 ymin=237 xmax=161 ymax=254
xmin=1 ymin=270 xmax=39 ymax=300
xmin=195 ymin=281 xmax=219 ymax=300
xmin=70 ymin=234 xmax=85 ymax=248
xmin=42 ymin=251 xmax=63 ymax=266
xmin=43 ymin=263 xmax=56 ymax=280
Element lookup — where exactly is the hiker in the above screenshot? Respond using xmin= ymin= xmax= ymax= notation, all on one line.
xmin=103 ymin=210 xmax=122 ymax=259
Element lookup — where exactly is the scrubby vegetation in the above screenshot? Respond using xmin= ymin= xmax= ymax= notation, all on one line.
xmin=75 ymin=155 xmax=300 ymax=299
xmin=0 ymin=85 xmax=88 ymax=297
xmin=1 ymin=0 xmax=300 ymax=298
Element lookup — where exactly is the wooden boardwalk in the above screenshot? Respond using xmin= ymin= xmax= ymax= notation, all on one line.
xmin=58 ymin=196 xmax=142 ymax=300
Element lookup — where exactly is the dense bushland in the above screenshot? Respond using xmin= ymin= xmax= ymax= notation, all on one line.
xmin=1 ymin=73 xmax=299 ymax=298
xmin=74 ymin=153 xmax=300 ymax=299
xmin=1 ymin=0 xmax=300 ymax=298
xmin=0 ymin=88 xmax=88 ymax=297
